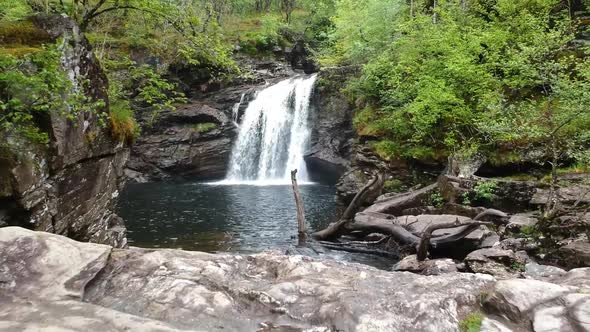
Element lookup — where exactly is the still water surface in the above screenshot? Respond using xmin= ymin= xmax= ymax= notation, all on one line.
xmin=117 ymin=181 xmax=394 ymax=269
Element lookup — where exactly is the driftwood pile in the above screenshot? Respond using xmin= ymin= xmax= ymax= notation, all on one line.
xmin=309 ymin=174 xmax=511 ymax=261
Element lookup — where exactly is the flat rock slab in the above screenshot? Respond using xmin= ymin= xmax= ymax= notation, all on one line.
xmin=0 ymin=227 xmax=495 ymax=332
xmin=392 ymin=255 xmax=458 ymax=275
xmin=465 ymin=248 xmax=520 ymax=279
xmin=531 ymin=185 xmax=590 ymax=205
xmin=0 ymin=300 xmax=189 ymax=332
xmin=84 ymin=249 xmax=494 ymax=331
xmin=525 ymin=262 xmax=566 ymax=280
xmin=0 ymin=226 xmax=111 ymax=301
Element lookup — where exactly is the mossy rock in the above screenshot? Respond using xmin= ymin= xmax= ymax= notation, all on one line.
xmin=0 ymin=20 xmax=51 ymax=46
xmin=192 ymin=122 xmax=217 ymax=133
xmin=0 ymin=45 xmax=42 ymax=57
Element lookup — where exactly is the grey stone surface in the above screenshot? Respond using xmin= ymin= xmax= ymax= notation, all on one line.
xmin=552 ymin=267 xmax=590 ymax=289
xmin=506 ymin=214 xmax=538 ymax=231
xmin=484 ymin=269 xmax=590 ymax=331
xmin=554 ymin=240 xmax=590 ymax=269
xmin=305 ymin=67 xmax=357 ymax=181
xmin=392 ymin=255 xmax=458 ymax=275
xmin=465 ymin=248 xmax=521 ymax=278
xmin=525 ymin=262 xmax=566 ymax=279
xmin=480 ymin=318 xmax=514 ymax=332
xmin=3 ymin=227 xmax=590 ymax=332
xmin=480 ymin=234 xmax=501 ymax=248
xmin=0 ymin=300 xmax=189 ymax=332
xmin=0 ymin=227 xmax=495 ymax=332
xmin=531 ymin=185 xmax=590 ymax=206
xmin=128 ymin=103 xmax=236 ymax=181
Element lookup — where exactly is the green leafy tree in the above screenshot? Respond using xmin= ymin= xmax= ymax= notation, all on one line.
xmin=326 ymin=0 xmax=590 ymax=169
xmin=0 ymin=46 xmax=93 ymax=145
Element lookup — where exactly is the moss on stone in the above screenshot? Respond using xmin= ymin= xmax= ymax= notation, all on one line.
xmin=193 ymin=122 xmax=217 ymax=133
xmin=0 ymin=45 xmax=42 ymax=57
xmin=0 ymin=21 xmax=51 ymax=46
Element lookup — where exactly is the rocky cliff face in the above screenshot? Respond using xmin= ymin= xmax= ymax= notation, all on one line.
xmin=126 ymin=103 xmax=237 ymax=181
xmin=0 ymin=15 xmax=129 ymax=247
xmin=305 ymin=67 xmax=357 ymax=183
xmin=305 ymin=67 xmax=432 ymax=203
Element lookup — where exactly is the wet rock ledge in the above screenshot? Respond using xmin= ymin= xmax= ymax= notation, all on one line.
xmin=1 ymin=227 xmax=589 ymax=332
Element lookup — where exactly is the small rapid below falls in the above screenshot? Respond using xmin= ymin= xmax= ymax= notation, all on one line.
xmin=224 ymin=74 xmax=318 ymax=184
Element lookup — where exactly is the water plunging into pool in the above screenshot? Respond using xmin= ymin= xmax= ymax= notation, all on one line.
xmin=222 ymin=74 xmax=318 ymax=185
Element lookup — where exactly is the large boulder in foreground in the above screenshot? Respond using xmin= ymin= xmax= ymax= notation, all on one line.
xmin=483 ymin=269 xmax=590 ymax=331
xmin=0 ymin=227 xmax=494 ymax=332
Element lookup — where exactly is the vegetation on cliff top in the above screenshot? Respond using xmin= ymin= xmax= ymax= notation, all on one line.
xmin=2 ymin=0 xmax=589 ymax=170
xmin=323 ymin=0 xmax=590 ymax=171
xmin=0 ymin=0 xmax=331 ymax=145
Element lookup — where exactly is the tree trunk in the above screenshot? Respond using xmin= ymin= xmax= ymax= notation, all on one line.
xmin=291 ymin=169 xmax=306 ymax=245
xmin=312 ymin=173 xmax=384 ymax=240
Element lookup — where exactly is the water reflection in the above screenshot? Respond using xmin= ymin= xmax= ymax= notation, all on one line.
xmin=117 ymin=182 xmax=337 ymax=252
xmin=117 ymin=181 xmax=394 ymax=269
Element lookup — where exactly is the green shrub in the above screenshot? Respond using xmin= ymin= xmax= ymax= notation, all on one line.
xmin=429 ymin=192 xmax=445 ymax=208
xmin=519 ymin=225 xmax=541 ymax=239
xmin=0 ymin=46 xmax=92 ymax=146
xmin=237 ymin=14 xmax=288 ymax=55
xmin=0 ymin=20 xmax=50 ymax=45
xmin=463 ymin=180 xmax=498 ymax=206
xmin=0 ymin=1 xmax=31 ymax=22
xmin=109 ymin=99 xmax=138 ymax=143
xmin=510 ymin=262 xmax=525 ymax=272
xmin=459 ymin=312 xmax=483 ymax=332
xmin=473 ymin=181 xmax=498 ymax=202
xmin=373 ymin=140 xmax=400 ymax=161
xmin=0 ymin=46 xmax=42 ymax=57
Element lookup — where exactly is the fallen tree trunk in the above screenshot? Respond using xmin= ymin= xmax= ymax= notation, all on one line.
xmin=312 ymin=173 xmax=384 ymax=241
xmin=349 ymin=212 xmax=420 ymax=245
xmin=319 ymin=242 xmax=399 ymax=258
xmin=365 ymin=183 xmax=438 ymax=215
xmin=319 ymin=209 xmax=508 ymax=258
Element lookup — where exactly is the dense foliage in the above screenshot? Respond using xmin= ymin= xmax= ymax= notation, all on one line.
xmin=2 ymin=0 xmax=588 ymax=171
xmin=0 ymin=45 xmax=98 ymax=145
xmin=0 ymin=0 xmax=330 ymax=145
xmin=324 ymin=0 xmax=590 ymax=169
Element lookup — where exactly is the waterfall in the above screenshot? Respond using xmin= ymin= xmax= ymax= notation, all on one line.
xmin=224 ymin=74 xmax=317 ymax=185
xmin=231 ymin=93 xmax=245 ymax=127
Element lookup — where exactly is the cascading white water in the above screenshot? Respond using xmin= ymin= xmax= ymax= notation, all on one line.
xmin=231 ymin=93 xmax=245 ymax=127
xmin=224 ymin=74 xmax=317 ymax=185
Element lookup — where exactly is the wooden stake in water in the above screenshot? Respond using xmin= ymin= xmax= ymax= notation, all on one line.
xmin=290 ymin=169 xmax=307 ymax=245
